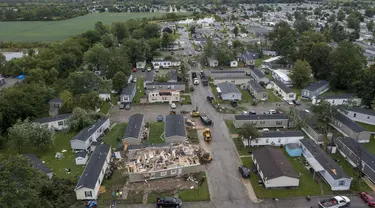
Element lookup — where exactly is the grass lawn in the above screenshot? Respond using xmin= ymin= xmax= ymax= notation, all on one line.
xmin=178 ymin=172 xmax=210 ymax=201
xmin=147 ymin=122 xmax=165 ymax=144
xmin=0 ymin=12 xmax=194 ymax=42
xmin=242 ymin=149 xmax=332 ymax=198
xmin=133 ymin=77 xmax=144 ymax=104
xmin=100 ymin=101 xmax=111 ymax=114
xmin=329 ymin=153 xmax=372 ymax=192
xmin=225 ymin=120 xmax=237 ymax=134
xmin=187 ymin=129 xmax=199 ymax=144
xmin=232 ymin=137 xmax=258 ymax=156
xmin=111 ymin=94 xmax=119 ymax=106
xmin=291 ymin=88 xmax=302 ymax=99
xmin=358 ymin=122 xmax=375 ymax=153
xmin=147 ymin=190 xmax=175 ymax=204
xmin=181 ymin=94 xmax=192 ymax=105
xmin=321 ymin=89 xmax=349 ymax=96
xmin=254 ymin=55 xmax=271 ymax=67
xmin=240 ymin=89 xmax=253 ymax=103
xmin=209 ymin=83 xmax=219 ymax=99
xmin=102 ymin=123 xmax=127 ymax=149
xmin=266 ymin=89 xmax=282 ymax=102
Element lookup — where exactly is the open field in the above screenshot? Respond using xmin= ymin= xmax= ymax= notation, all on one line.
xmin=0 ymin=13 xmax=169 ymax=42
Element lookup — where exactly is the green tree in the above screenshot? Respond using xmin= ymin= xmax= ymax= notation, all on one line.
xmin=327 ymin=14 xmax=336 ymax=23
xmin=0 ymin=84 xmax=53 ymax=133
xmin=329 ymin=41 xmax=366 ymax=90
xmin=0 ymin=155 xmax=47 ymax=207
xmin=161 ymin=32 xmax=173 ymax=49
xmin=40 ymin=178 xmax=78 ymax=208
xmin=204 ymin=38 xmax=214 ymax=58
xmin=111 ymin=22 xmax=129 ymax=41
xmin=66 ymin=71 xmax=102 ymax=95
xmin=294 ymin=18 xmax=313 ymax=34
xmin=77 ymin=92 xmax=103 ymax=111
xmin=112 ymin=71 xmax=127 ymax=93
xmin=68 ymin=107 xmax=101 ymax=132
xmin=347 ymin=13 xmax=361 ymax=30
xmin=233 ymin=26 xmax=239 ymax=36
xmin=238 ymin=123 xmax=260 ymax=140
xmin=337 ymin=9 xmax=346 ymax=21
xmin=268 ymin=21 xmax=297 ymax=62
xmin=368 ymin=20 xmax=374 ymax=32
xmin=59 ymin=90 xmax=74 ymax=112
xmin=290 ymin=60 xmax=312 ymax=88
xmin=331 ymin=23 xmax=348 ymax=42
xmin=101 ymin=33 xmax=116 ymax=48
xmin=84 ymin=43 xmax=109 ymax=72
xmin=0 ymin=53 xmax=5 ymax=71
xmin=95 ymin=21 xmax=109 ymax=36
xmin=355 ymin=66 xmax=375 ymax=106
xmin=8 ymin=119 xmax=54 ymax=153
xmin=365 ymin=7 xmax=375 ymax=18
xmin=311 ymin=101 xmax=340 ymax=134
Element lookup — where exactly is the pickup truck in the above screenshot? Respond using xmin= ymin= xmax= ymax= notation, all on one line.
xmin=156 ymin=197 xmax=182 ymax=208
xmin=318 ymin=196 xmax=350 ymax=208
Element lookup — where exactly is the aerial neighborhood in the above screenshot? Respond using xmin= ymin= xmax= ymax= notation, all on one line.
xmin=2 ymin=1 xmax=375 ymax=208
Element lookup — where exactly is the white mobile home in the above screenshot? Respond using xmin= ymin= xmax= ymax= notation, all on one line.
xmin=34 ymin=114 xmax=71 ymax=131
xmin=75 ymin=144 xmax=111 ymax=200
xmin=344 ymin=107 xmax=375 ymax=125
xmin=244 ymin=131 xmax=304 ymax=147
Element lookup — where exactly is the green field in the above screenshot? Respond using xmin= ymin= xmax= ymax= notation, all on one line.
xmin=0 ymin=13 xmax=169 ymax=42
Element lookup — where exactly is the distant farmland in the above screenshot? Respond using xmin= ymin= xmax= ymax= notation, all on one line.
xmin=0 ymin=12 xmax=169 ymax=42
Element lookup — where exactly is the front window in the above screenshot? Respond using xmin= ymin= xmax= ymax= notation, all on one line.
xmin=84 ymin=191 xmax=92 ymax=197
xmin=354 ymin=113 xmax=356 ymax=117
xmin=278 ymin=138 xmax=281 ymax=143
xmin=260 ymin=121 xmax=265 ymax=124
xmin=266 ymin=139 xmax=269 ymax=143
xmin=161 ymin=171 xmax=167 ymax=176
xmin=276 ymin=121 xmax=282 ymax=125
xmin=339 ymin=181 xmax=345 ymax=186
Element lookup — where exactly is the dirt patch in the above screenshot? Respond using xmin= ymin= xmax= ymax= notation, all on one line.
xmin=126 ymin=176 xmax=198 ymax=193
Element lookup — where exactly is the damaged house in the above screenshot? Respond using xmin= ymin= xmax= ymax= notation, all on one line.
xmin=126 ymin=144 xmax=205 ymax=182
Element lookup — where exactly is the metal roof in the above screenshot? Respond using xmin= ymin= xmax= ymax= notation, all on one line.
xmin=258 ymin=131 xmax=304 ymax=138
xmin=75 ymin=144 xmax=110 ymax=190
xmin=23 ymin=154 xmax=52 ymax=174
xmin=251 ymin=68 xmax=265 ymax=79
xmin=165 ymin=114 xmax=186 ymax=138
xmin=146 ymin=82 xmax=184 ymax=86
xmin=124 ymin=114 xmax=144 ymax=139
xmin=34 ymin=114 xmax=71 ymax=124
xmin=211 ymin=70 xmax=245 ymax=74
xmin=320 ymin=94 xmax=357 ymax=100
xmin=120 ymin=83 xmax=136 ymax=96
xmin=248 ymin=80 xmax=265 ymax=93
xmin=334 ymin=113 xmax=366 ymax=133
xmin=304 ymin=80 xmax=329 ymax=92
xmin=253 ymin=147 xmax=299 ymax=180
xmin=234 ymin=114 xmax=288 ymax=120
xmin=272 ymin=79 xmax=292 ymax=94
xmin=217 ymin=82 xmax=241 ymax=94
xmin=347 ymin=107 xmax=375 ymax=117
xmin=300 ymin=139 xmax=349 ymax=180
xmin=71 ymin=118 xmax=108 ymax=142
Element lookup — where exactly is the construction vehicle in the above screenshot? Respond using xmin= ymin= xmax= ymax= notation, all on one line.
xmin=203 ymin=128 xmax=212 ymax=141
xmin=200 ymin=115 xmax=212 ymax=126
xmin=197 ymin=148 xmax=212 ymax=164
xmin=191 ymin=110 xmax=200 ymax=117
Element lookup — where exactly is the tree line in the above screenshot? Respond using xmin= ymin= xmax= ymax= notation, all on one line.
xmin=268 ymin=19 xmax=375 ymax=108
xmin=0 ymin=19 xmax=171 ymax=134
xmin=0 ymin=5 xmax=88 ymax=21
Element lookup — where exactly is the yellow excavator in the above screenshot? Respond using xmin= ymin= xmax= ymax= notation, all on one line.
xmin=203 ymin=128 xmax=212 ymax=141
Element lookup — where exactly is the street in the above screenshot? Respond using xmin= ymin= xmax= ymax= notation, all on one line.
xmin=112 ymin=32 xmax=369 ymax=208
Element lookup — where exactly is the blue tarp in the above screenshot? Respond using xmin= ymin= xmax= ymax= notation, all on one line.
xmin=17 ymin=75 xmax=24 ymax=80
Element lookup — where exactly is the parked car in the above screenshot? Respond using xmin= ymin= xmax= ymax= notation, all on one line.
xmin=360 ymin=192 xmax=375 ymax=207
xmin=231 ymin=101 xmax=238 ymax=108
xmin=132 ymin=77 xmax=137 ymax=83
xmin=147 ymin=67 xmax=151 ymax=72
xmin=239 ymin=165 xmax=250 ymax=179
xmin=293 ymin=100 xmax=301 ymax=105
xmin=132 ymin=68 xmax=137 ymax=72
xmin=125 ymin=103 xmax=131 ymax=110
xmin=207 ymin=96 xmax=214 ymax=103
xmin=248 ymin=110 xmax=256 ymax=115
xmin=119 ymin=103 xmax=125 ymax=109
xmin=142 ymin=68 xmax=146 ymax=72
xmin=157 ymin=115 xmax=163 ymax=122
xmin=193 ymin=78 xmax=200 ymax=85
xmin=170 ymin=103 xmax=176 ymax=109
xmin=268 ymin=109 xmax=277 ymax=114
xmin=156 ymin=197 xmax=182 ymax=208
xmin=318 ymin=196 xmax=350 ymax=208
xmin=242 ymin=111 xmax=248 ymax=115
